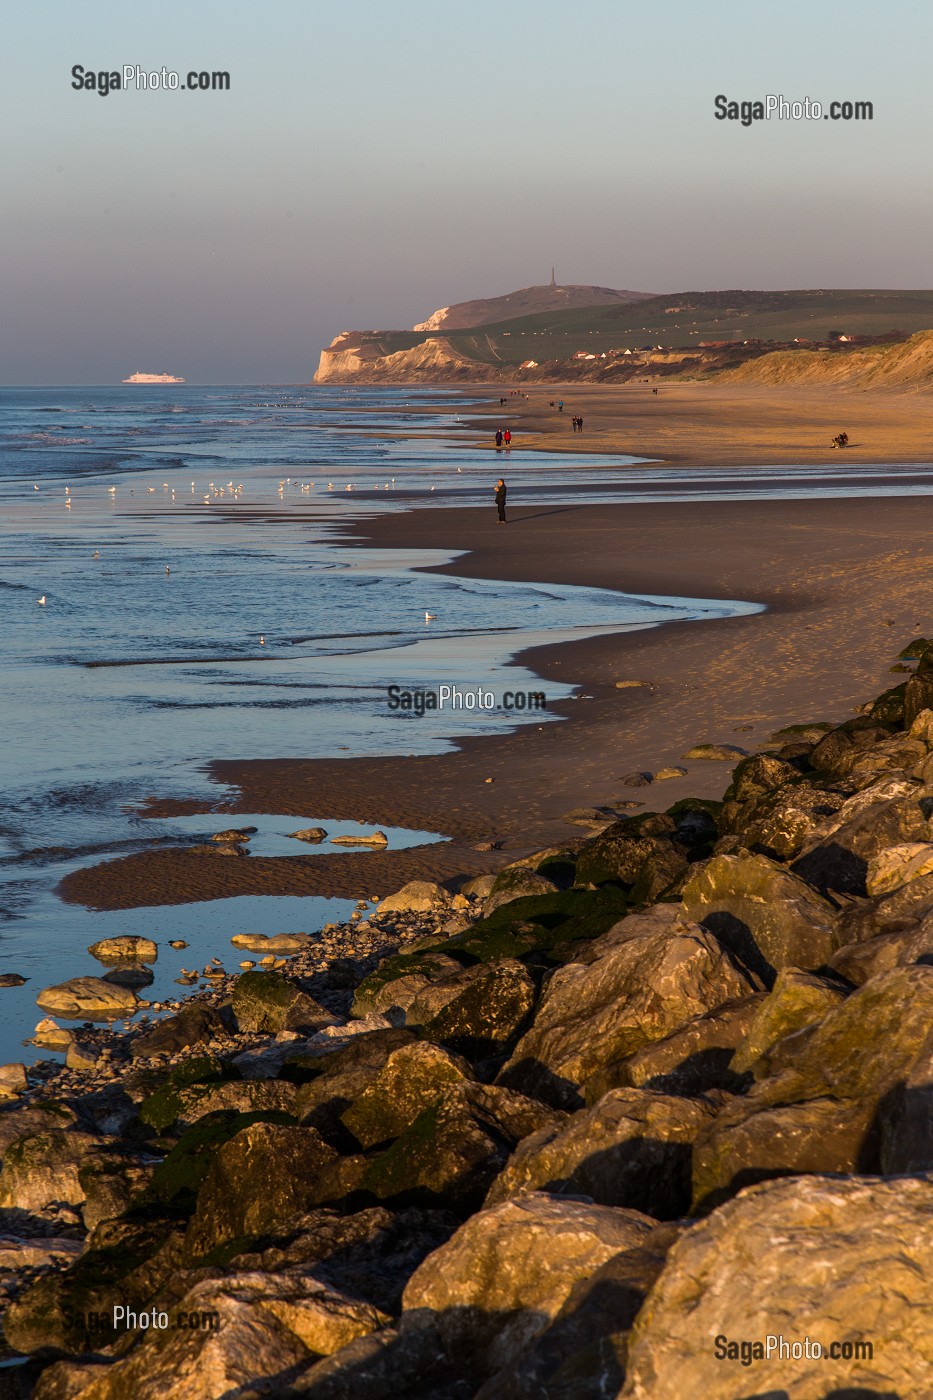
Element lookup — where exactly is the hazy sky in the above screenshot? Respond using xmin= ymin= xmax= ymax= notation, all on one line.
xmin=3 ymin=0 xmax=932 ymax=382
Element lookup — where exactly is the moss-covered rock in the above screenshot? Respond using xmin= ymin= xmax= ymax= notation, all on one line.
xmin=680 ymin=852 xmax=840 ymax=985
xmin=406 ymin=958 xmax=536 ymax=1056
xmin=731 ymin=967 xmax=848 ymax=1074
xmin=732 ymin=782 xmax=846 ymax=862
xmin=142 ymin=1078 xmax=298 ymax=1134
xmin=340 ymin=1042 xmax=472 ymax=1148
xmin=750 ymin=964 xmax=933 ymax=1106
xmin=231 ymin=970 xmax=338 ymax=1034
xmin=147 ymin=1109 xmax=300 ymax=1212
xmin=184 ymin=1121 xmax=338 ymax=1259
xmin=724 ymin=753 xmax=799 ymax=805
xmin=869 ymin=682 xmax=908 ymax=725
xmin=137 ymin=1056 xmax=239 ymax=1131
xmin=361 ymin=1083 xmax=563 ymax=1209
xmin=482 ymin=866 xmax=559 ymax=915
xmin=350 ymin=952 xmax=459 ymax=1019
xmin=291 ymin=1029 xmax=416 ymax=1137
xmin=808 ymin=721 xmax=894 ymax=776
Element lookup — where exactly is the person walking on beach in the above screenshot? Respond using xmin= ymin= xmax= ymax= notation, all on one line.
xmin=495 ymin=477 xmax=507 ymax=523
xmin=557 ymin=400 xmax=564 ymax=412
xmin=495 ymin=429 xmax=503 ymax=449
xmin=577 ymin=415 xmax=584 ymax=433
xmin=503 ymin=428 xmax=512 ymax=447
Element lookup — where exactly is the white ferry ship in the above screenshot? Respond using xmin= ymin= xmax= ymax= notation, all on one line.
xmin=121 ymin=371 xmax=186 ymax=384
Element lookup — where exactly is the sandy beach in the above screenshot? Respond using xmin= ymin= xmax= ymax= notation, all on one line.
xmin=461 ymin=379 xmax=933 ymax=469
xmin=60 ymin=379 xmax=933 ymax=910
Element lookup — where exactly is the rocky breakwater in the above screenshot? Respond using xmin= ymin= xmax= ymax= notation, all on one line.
xmin=3 ymin=644 xmax=933 ymax=1395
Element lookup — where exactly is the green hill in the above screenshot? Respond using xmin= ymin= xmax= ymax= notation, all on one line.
xmin=314 ymin=290 xmax=933 ymax=383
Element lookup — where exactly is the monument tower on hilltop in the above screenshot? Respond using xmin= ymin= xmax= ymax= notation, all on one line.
xmin=550 ymin=267 xmax=557 ymax=287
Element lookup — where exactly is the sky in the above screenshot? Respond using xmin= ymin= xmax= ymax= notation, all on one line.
xmin=2 ymin=0 xmax=932 ymax=383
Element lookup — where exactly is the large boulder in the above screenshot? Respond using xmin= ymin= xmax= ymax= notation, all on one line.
xmin=475 ymin=1223 xmax=682 ymax=1400
xmin=184 ymin=1122 xmax=338 ymax=1259
xmin=375 ymin=881 xmax=453 ymax=917
xmin=131 ymin=1003 xmax=229 ymax=1058
xmin=340 ymin=1042 xmax=472 ymax=1148
xmin=574 ymin=819 xmax=688 ymax=900
xmin=733 ymin=783 xmax=847 ymax=862
xmin=827 ymin=917 xmax=933 ymax=985
xmin=621 ymin=1175 xmax=933 ymax=1399
xmin=405 ymin=958 xmax=536 ymax=1055
xmin=483 ymin=866 xmax=559 ymax=914
xmin=751 ymin=963 xmax=933 ymax=1105
xmin=486 ymin=1087 xmax=715 ymax=1218
xmin=791 ymin=779 xmax=930 ymax=895
xmin=680 ymin=852 xmax=840 ymax=985
xmin=232 ymin=970 xmax=338 ymax=1033
xmin=361 ymin=1083 xmax=564 ymax=1208
xmin=35 ymin=976 xmax=138 ymax=1019
xmin=584 ymin=994 xmax=764 ymax=1101
xmin=141 ymin=1077 xmax=299 ymax=1134
xmin=293 ymin=1028 xmax=416 ymax=1137
xmin=691 ymin=1093 xmax=878 ymax=1213
xmin=808 ymin=720 xmax=897 ymax=777
xmin=867 ymin=841 xmax=933 ymax=895
xmin=731 ymin=966 xmax=848 ymax=1074
xmin=403 ymin=1192 xmax=656 ymax=1379
xmin=350 ymin=952 xmax=462 ymax=1020
xmin=0 ymin=1101 xmax=78 ymax=1160
xmin=837 ymin=866 xmax=933 ymax=943
xmin=0 ymin=1129 xmax=110 ymax=1212
xmin=497 ymin=921 xmax=761 ymax=1109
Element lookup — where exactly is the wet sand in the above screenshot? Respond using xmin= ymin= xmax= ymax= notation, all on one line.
xmin=62 ymin=483 xmax=933 ymax=911
xmin=399 ymin=380 xmax=933 ymax=470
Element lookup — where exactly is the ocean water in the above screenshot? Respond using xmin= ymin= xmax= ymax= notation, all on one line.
xmin=0 ymin=383 xmax=770 ymax=1062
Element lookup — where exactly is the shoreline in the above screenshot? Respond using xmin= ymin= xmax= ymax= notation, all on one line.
xmin=60 ymin=481 xmax=933 ymax=910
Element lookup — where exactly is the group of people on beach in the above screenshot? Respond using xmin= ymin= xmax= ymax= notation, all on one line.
xmin=494 ymin=428 xmax=512 ymax=449
xmin=571 ymin=415 xmax=584 ymax=433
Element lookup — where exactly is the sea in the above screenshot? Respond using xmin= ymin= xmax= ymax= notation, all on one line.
xmin=3 ymin=382 xmax=928 ymax=1064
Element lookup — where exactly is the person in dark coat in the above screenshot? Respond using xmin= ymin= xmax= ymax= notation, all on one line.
xmin=495 ymin=429 xmax=503 ymax=449
xmin=495 ymin=478 xmax=507 ymax=523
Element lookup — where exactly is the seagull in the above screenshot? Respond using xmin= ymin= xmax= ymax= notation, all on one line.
xmin=165 ymin=566 xmax=171 ymax=575
xmin=259 ymin=635 xmax=265 ymax=645
xmin=424 ymin=611 xmax=437 ymax=621
xmin=33 ymin=484 xmax=39 ymax=491
xmin=37 ymin=595 xmax=46 ymax=605
xmin=92 ymin=550 xmax=100 ymax=559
